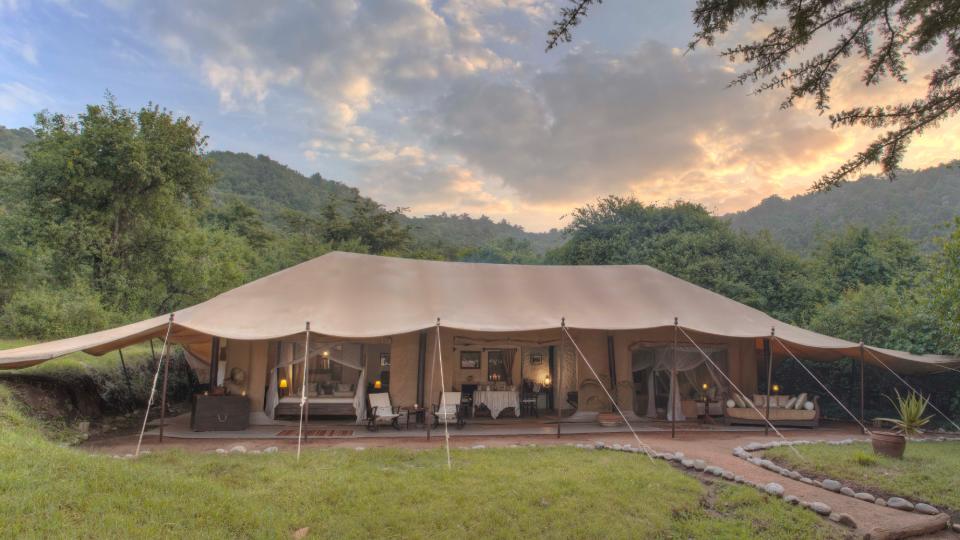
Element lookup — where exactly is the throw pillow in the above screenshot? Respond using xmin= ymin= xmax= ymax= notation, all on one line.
xmin=794 ymin=392 xmax=807 ymax=410
xmin=803 ymin=400 xmax=814 ymax=411
xmin=753 ymin=394 xmax=766 ymax=407
xmin=726 ymin=399 xmax=736 ymax=409
xmin=784 ymin=396 xmax=798 ymax=409
xmin=733 ymin=394 xmax=747 ymax=408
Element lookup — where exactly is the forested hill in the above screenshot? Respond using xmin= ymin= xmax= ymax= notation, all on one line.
xmin=0 ymin=125 xmax=35 ymax=161
xmin=207 ymin=150 xmax=562 ymax=254
xmin=726 ymin=163 xmax=960 ymax=252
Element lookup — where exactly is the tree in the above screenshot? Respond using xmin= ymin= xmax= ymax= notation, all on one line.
xmin=927 ymin=218 xmax=960 ymax=351
xmin=812 ymin=225 xmax=923 ymax=296
xmin=548 ymin=0 xmax=960 ymax=188
xmin=547 ymin=196 xmax=822 ymax=323
xmin=18 ymin=95 xmax=216 ymax=313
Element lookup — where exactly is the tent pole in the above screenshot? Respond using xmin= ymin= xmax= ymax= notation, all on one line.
xmin=557 ymin=323 xmax=563 ymax=418
xmin=118 ymin=348 xmax=133 ymax=410
xmin=764 ymin=331 xmax=773 ymax=437
xmin=135 ymin=314 xmax=174 ymax=457
xmin=859 ymin=343 xmax=865 ymax=434
xmin=158 ymin=342 xmax=171 ymax=443
xmin=672 ymin=318 xmax=678 ymax=440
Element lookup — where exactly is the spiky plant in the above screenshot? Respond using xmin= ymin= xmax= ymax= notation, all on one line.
xmin=876 ymin=390 xmax=933 ymax=436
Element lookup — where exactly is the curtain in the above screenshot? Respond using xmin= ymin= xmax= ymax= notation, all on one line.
xmin=636 ymin=345 xmax=726 ymax=421
xmin=353 ymin=367 xmax=367 ymax=425
xmin=503 ymin=348 xmax=516 ymax=385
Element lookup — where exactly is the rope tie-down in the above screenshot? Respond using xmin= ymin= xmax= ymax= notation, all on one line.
xmin=561 ymin=320 xmax=655 ymax=461
xmin=864 ymin=348 xmax=960 ymax=433
xmin=772 ymin=336 xmax=872 ymax=435
xmin=675 ymin=323 xmax=804 ymax=460
xmin=434 ymin=319 xmax=452 ymax=470
xmin=297 ymin=322 xmax=311 ymax=461
xmin=135 ymin=314 xmax=175 ymax=457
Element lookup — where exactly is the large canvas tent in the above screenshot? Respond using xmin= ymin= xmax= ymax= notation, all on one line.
xmin=1 ymin=251 xmax=956 ymax=374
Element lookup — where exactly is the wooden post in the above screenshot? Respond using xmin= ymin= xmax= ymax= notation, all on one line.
xmin=764 ymin=333 xmax=773 ymax=437
xmin=416 ymin=330 xmax=427 ymax=408
xmin=607 ymin=334 xmax=617 ymax=393
xmin=859 ymin=343 xmax=866 ymax=433
xmin=209 ymin=337 xmax=221 ymax=389
xmin=118 ymin=348 xmax=133 ymax=409
xmin=672 ymin=318 xmax=677 ymax=439
xmin=304 ymin=323 xmax=311 ymax=440
xmin=158 ymin=315 xmax=174 ymax=442
xmin=557 ymin=320 xmax=564 ymax=418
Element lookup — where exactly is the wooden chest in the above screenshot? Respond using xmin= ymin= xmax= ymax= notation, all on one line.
xmin=190 ymin=395 xmax=250 ymax=431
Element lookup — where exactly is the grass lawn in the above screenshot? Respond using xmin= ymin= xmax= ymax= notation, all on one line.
xmin=0 ymin=387 xmax=841 ymax=539
xmin=765 ymin=441 xmax=960 ymax=511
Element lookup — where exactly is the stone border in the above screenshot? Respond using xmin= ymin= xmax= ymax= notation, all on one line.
xmin=578 ymin=441 xmax=861 ymax=529
xmin=733 ymin=438 xmax=956 ymax=520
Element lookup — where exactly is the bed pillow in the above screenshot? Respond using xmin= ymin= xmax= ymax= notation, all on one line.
xmin=804 ymin=400 xmax=815 ymax=411
xmin=784 ymin=396 xmax=798 ymax=409
xmin=794 ymin=392 xmax=808 ymax=410
xmin=733 ymin=394 xmax=747 ymax=408
xmin=336 ymin=383 xmax=350 ymax=393
xmin=753 ymin=394 xmax=766 ymax=407
xmin=726 ymin=399 xmax=737 ymax=409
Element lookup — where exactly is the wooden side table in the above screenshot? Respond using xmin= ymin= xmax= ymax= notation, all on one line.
xmin=403 ymin=407 xmax=426 ymax=429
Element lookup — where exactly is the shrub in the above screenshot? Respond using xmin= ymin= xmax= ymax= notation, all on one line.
xmin=852 ymin=450 xmax=877 ymax=467
xmin=0 ymin=283 xmax=123 ymax=339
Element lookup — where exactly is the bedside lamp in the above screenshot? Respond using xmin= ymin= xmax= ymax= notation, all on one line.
xmin=374 ymin=379 xmax=382 ymax=390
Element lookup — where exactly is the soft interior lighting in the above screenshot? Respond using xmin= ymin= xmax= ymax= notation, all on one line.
xmin=772 ymin=384 xmax=781 ymax=393
xmin=374 ymin=380 xmax=382 ymax=390
xmin=701 ymin=383 xmax=709 ymax=390
xmin=543 ymin=375 xmax=551 ymax=386
xmin=323 ymin=350 xmax=329 ymax=357
xmin=279 ymin=378 xmax=288 ymax=389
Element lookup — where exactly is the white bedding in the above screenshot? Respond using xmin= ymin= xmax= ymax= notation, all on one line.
xmin=279 ymin=396 xmax=355 ymax=404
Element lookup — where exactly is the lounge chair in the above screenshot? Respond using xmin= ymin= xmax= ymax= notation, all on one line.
xmin=367 ymin=392 xmax=401 ymax=431
xmin=432 ymin=391 xmax=466 ymax=429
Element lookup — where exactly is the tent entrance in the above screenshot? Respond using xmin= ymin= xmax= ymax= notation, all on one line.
xmin=631 ymin=344 xmax=728 ymax=421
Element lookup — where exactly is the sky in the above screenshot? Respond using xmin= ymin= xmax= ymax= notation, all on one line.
xmin=1 ymin=0 xmax=957 ymax=232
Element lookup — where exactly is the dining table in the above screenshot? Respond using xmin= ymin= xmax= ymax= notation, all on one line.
xmin=473 ymin=389 xmax=520 ymax=419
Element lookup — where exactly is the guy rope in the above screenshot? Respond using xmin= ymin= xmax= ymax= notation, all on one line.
xmin=135 ymin=314 xmax=175 ymax=457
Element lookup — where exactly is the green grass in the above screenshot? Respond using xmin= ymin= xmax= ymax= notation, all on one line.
xmin=765 ymin=441 xmax=960 ymax=511
xmin=0 ymin=386 xmax=839 ymax=539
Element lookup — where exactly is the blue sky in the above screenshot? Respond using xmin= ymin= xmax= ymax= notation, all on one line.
xmin=1 ymin=1 xmax=956 ymax=231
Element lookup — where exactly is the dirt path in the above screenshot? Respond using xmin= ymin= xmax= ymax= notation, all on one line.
xmin=85 ymin=427 xmax=954 ymax=539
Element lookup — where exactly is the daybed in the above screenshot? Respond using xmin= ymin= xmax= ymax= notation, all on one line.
xmin=724 ymin=394 xmax=820 ymax=428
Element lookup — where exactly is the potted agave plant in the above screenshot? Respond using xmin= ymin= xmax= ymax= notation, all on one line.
xmin=872 ymin=390 xmax=933 ymax=459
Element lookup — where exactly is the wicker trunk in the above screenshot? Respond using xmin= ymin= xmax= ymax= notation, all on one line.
xmin=190 ymin=394 xmax=250 ymax=431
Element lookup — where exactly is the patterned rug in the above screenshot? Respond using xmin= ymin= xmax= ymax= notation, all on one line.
xmin=275 ymin=429 xmax=354 ymax=437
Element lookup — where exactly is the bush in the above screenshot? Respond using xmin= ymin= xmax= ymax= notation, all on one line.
xmin=0 ymin=283 xmax=123 ymax=339
xmin=852 ymin=450 xmax=877 ymax=467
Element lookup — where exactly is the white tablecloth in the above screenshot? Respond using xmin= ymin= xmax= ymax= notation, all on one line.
xmin=473 ymin=390 xmax=520 ymax=418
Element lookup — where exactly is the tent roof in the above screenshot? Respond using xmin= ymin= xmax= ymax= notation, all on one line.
xmin=1 ymin=251 xmax=957 ymax=373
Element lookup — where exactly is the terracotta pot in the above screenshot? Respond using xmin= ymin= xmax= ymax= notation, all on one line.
xmin=871 ymin=431 xmax=906 ymax=459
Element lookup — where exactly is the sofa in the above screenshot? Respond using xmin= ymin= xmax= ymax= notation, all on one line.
xmin=724 ymin=393 xmax=820 ymax=428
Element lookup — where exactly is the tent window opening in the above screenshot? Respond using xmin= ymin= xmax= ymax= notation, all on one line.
xmin=487 ymin=350 xmax=507 ymax=383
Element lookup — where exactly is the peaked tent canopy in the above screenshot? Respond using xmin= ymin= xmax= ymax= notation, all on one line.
xmin=0 ymin=251 xmax=957 ymax=373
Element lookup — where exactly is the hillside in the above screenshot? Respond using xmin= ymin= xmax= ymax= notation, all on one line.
xmin=0 ymin=125 xmax=35 ymax=161
xmin=727 ymin=163 xmax=960 ymax=252
xmin=207 ymin=150 xmax=563 ymax=254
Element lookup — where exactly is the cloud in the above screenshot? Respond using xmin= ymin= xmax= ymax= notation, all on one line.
xmin=0 ymin=81 xmax=46 ymax=112
xmin=112 ymin=1 xmax=958 ymax=230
